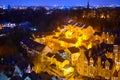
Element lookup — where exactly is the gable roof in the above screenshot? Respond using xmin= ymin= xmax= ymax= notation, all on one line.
xmin=58 ymin=50 xmax=65 ymax=53
xmin=59 ymin=38 xmax=77 ymax=43
xmin=46 ymin=53 xmax=65 ymax=62
xmin=46 ymin=52 xmax=54 ymax=57
xmin=21 ymin=38 xmax=46 ymax=52
xmin=54 ymin=54 xmax=65 ymax=62
xmin=68 ymin=47 xmax=79 ymax=53
xmin=24 ymin=76 xmax=31 ymax=80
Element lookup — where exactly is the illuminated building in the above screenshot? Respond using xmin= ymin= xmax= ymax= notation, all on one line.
xmin=20 ymin=20 xmax=120 ymax=79
xmin=105 ymin=60 xmax=111 ymax=79
xmin=76 ymin=46 xmax=89 ymax=77
xmin=66 ymin=47 xmax=80 ymax=66
xmin=20 ymin=38 xmax=52 ymax=57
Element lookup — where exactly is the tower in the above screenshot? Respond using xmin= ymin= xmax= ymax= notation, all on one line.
xmin=87 ymin=0 xmax=90 ymax=9
xmin=7 ymin=4 xmax=11 ymax=10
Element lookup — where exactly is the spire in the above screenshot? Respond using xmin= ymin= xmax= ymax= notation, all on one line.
xmin=87 ymin=0 xmax=90 ymax=9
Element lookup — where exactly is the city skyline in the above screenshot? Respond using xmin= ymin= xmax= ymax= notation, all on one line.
xmin=0 ymin=0 xmax=120 ymax=7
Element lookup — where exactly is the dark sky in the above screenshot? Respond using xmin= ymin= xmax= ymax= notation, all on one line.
xmin=0 ymin=0 xmax=120 ymax=6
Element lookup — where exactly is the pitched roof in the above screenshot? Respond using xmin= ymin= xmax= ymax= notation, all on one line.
xmin=46 ymin=52 xmax=54 ymax=57
xmin=46 ymin=53 xmax=65 ymax=62
xmin=68 ymin=47 xmax=79 ymax=53
xmin=59 ymin=38 xmax=77 ymax=43
xmin=54 ymin=54 xmax=65 ymax=62
xmin=58 ymin=50 xmax=65 ymax=53
xmin=21 ymin=38 xmax=46 ymax=52
xmin=35 ymin=44 xmax=46 ymax=52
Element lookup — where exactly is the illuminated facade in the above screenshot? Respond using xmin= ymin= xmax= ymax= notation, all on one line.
xmin=20 ymin=20 xmax=120 ymax=79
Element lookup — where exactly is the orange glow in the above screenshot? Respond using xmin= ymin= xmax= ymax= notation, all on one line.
xmin=82 ymin=34 xmax=87 ymax=40
xmin=33 ymin=22 xmax=97 ymax=77
xmin=34 ymin=24 xmax=95 ymax=50
xmin=87 ymin=42 xmax=92 ymax=49
xmin=65 ymin=31 xmax=73 ymax=38
xmin=75 ymin=37 xmax=82 ymax=47
xmin=63 ymin=67 xmax=74 ymax=76
xmin=57 ymin=26 xmax=61 ymax=31
xmin=60 ymin=41 xmax=65 ymax=47
xmin=55 ymin=32 xmax=60 ymax=37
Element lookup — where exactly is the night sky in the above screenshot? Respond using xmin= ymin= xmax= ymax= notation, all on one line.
xmin=0 ymin=0 xmax=120 ymax=6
